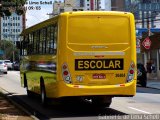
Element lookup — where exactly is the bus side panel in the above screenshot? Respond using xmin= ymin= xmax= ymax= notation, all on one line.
xmin=29 ymin=55 xmax=57 ymax=97
xmin=20 ymin=55 xmax=58 ymax=98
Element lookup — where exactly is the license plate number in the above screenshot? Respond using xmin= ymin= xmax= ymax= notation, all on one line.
xmin=93 ymin=73 xmax=106 ymax=79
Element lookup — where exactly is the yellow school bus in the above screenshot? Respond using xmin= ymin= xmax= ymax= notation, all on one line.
xmin=20 ymin=11 xmax=136 ymax=107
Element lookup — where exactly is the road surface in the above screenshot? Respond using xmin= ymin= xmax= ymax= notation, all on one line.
xmin=0 ymin=71 xmax=160 ymax=120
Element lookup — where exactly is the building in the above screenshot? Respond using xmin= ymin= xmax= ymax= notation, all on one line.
xmin=125 ymin=0 xmax=160 ymax=28
xmin=103 ymin=0 xmax=125 ymax=11
xmin=83 ymin=0 xmax=102 ymax=11
xmin=111 ymin=0 xmax=125 ymax=11
xmin=104 ymin=0 xmax=111 ymax=11
xmin=52 ymin=0 xmax=102 ymax=17
xmin=125 ymin=0 xmax=160 ymax=79
xmin=0 ymin=12 xmax=25 ymax=44
xmin=51 ymin=1 xmax=64 ymax=16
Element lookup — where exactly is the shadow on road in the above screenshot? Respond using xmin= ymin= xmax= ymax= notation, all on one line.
xmin=9 ymin=94 xmax=127 ymax=119
xmin=46 ymin=102 xmax=128 ymax=118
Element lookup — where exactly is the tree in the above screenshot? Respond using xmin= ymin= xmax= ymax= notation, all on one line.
xmin=0 ymin=0 xmax=27 ymax=17
xmin=0 ymin=40 xmax=19 ymax=61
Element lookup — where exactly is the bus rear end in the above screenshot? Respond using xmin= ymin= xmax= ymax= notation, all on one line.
xmin=57 ymin=11 xmax=136 ymax=106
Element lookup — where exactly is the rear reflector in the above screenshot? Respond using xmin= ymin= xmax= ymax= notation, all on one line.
xmin=120 ymin=84 xmax=125 ymax=87
xmin=62 ymin=63 xmax=72 ymax=84
xmin=127 ymin=62 xmax=135 ymax=82
xmin=63 ymin=71 xmax=68 ymax=76
xmin=129 ymin=70 xmax=134 ymax=74
xmin=63 ymin=65 xmax=67 ymax=69
xmin=131 ymin=63 xmax=135 ymax=68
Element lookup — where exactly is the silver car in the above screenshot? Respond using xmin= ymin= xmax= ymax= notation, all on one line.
xmin=4 ymin=60 xmax=13 ymax=70
xmin=0 ymin=60 xmax=8 ymax=74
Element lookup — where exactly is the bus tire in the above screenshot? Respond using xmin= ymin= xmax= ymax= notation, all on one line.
xmin=92 ymin=96 xmax=112 ymax=108
xmin=24 ymin=73 xmax=33 ymax=97
xmin=40 ymin=77 xmax=47 ymax=106
xmin=24 ymin=73 xmax=27 ymax=88
xmin=27 ymin=90 xmax=33 ymax=98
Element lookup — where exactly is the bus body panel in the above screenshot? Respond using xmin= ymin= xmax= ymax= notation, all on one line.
xmin=56 ymin=12 xmax=136 ymax=98
xmin=55 ymin=80 xmax=136 ymax=98
xmin=66 ymin=45 xmax=131 ymax=86
xmin=20 ymin=11 xmax=136 ymax=99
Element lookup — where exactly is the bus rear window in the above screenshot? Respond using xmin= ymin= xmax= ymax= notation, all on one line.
xmin=68 ymin=16 xmax=131 ymax=44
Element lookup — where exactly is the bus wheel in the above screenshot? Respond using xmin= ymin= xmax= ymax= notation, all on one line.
xmin=26 ymin=83 xmax=33 ymax=97
xmin=24 ymin=73 xmax=27 ymax=88
xmin=27 ymin=89 xmax=33 ymax=98
xmin=92 ymin=96 xmax=112 ymax=108
xmin=4 ymin=72 xmax=7 ymax=74
xmin=40 ymin=77 xmax=47 ymax=106
xmin=24 ymin=74 xmax=32 ymax=97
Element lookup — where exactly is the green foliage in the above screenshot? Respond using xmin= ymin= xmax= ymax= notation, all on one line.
xmin=3 ymin=10 xmax=12 ymax=16
xmin=13 ymin=0 xmax=26 ymax=5
xmin=0 ymin=40 xmax=19 ymax=61
xmin=0 ymin=0 xmax=28 ymax=17
xmin=15 ymin=9 xmax=24 ymax=15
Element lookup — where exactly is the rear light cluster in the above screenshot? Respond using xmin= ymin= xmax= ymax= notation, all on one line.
xmin=126 ymin=62 xmax=135 ymax=82
xmin=62 ymin=63 xmax=72 ymax=84
xmin=4 ymin=64 xmax=7 ymax=67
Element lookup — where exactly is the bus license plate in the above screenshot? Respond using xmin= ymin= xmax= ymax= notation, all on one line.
xmin=93 ymin=73 xmax=106 ymax=79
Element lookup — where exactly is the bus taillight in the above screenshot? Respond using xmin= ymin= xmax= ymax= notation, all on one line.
xmin=62 ymin=63 xmax=72 ymax=84
xmin=63 ymin=71 xmax=68 ymax=76
xmin=127 ymin=62 xmax=135 ymax=82
xmin=129 ymin=70 xmax=134 ymax=74
xmin=63 ymin=64 xmax=67 ymax=69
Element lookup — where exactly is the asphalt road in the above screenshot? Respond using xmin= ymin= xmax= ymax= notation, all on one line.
xmin=0 ymin=71 xmax=160 ymax=120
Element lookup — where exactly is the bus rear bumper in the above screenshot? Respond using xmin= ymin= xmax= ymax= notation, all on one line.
xmin=55 ymin=80 xmax=136 ymax=98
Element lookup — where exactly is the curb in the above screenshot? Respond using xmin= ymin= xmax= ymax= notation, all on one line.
xmin=0 ymin=87 xmax=39 ymax=120
xmin=146 ymin=86 xmax=160 ymax=90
